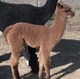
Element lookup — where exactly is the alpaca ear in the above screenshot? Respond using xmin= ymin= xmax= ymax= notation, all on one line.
xmin=57 ymin=3 xmax=63 ymax=9
xmin=58 ymin=0 xmax=63 ymax=4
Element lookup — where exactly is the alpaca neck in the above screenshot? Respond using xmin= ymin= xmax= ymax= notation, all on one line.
xmin=50 ymin=9 xmax=68 ymax=41
xmin=51 ymin=9 xmax=67 ymax=32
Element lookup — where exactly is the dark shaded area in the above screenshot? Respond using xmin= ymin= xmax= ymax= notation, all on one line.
xmin=51 ymin=39 xmax=80 ymax=79
xmin=21 ymin=72 xmax=39 ymax=79
xmin=0 ymin=0 xmax=58 ymax=31
xmin=21 ymin=71 xmax=46 ymax=79
xmin=0 ymin=53 xmax=11 ymax=63
xmin=0 ymin=65 xmax=12 ymax=79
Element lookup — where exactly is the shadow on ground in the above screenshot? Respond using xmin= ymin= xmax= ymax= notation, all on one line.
xmin=0 ymin=53 xmax=11 ymax=63
xmin=21 ymin=72 xmax=39 ymax=79
xmin=0 ymin=39 xmax=80 ymax=79
xmin=51 ymin=39 xmax=80 ymax=79
xmin=0 ymin=65 xmax=12 ymax=79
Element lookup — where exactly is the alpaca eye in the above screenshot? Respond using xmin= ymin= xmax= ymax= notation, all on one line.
xmin=63 ymin=10 xmax=68 ymax=13
xmin=65 ymin=9 xmax=70 ymax=13
xmin=67 ymin=8 xmax=71 ymax=12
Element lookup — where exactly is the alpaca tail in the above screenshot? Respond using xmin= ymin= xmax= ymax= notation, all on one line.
xmin=3 ymin=25 xmax=13 ymax=42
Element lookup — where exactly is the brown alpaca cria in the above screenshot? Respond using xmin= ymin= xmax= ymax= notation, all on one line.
xmin=4 ymin=1 xmax=75 ymax=79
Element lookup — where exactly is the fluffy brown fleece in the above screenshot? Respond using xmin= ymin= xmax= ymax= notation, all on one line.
xmin=4 ymin=1 xmax=75 ymax=79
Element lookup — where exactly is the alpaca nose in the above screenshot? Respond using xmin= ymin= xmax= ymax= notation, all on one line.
xmin=70 ymin=10 xmax=75 ymax=17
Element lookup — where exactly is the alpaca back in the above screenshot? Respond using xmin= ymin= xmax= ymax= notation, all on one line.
xmin=5 ymin=22 xmax=51 ymax=48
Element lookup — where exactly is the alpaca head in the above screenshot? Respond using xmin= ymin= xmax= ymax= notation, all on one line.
xmin=57 ymin=1 xmax=75 ymax=17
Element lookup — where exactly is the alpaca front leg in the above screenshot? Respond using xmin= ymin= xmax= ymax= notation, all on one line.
xmin=44 ymin=63 xmax=50 ymax=79
xmin=10 ymin=54 xmax=20 ymax=79
xmin=38 ymin=51 xmax=44 ymax=79
xmin=42 ymin=52 xmax=51 ymax=79
xmin=44 ymin=57 xmax=50 ymax=79
xmin=38 ymin=63 xmax=44 ymax=79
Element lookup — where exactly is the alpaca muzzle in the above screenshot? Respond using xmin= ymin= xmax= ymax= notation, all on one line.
xmin=70 ymin=10 xmax=75 ymax=17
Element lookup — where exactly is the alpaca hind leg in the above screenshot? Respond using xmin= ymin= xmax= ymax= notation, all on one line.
xmin=7 ymin=33 xmax=24 ymax=79
xmin=9 ymin=41 xmax=24 ymax=79
xmin=10 ymin=53 xmax=21 ymax=79
xmin=10 ymin=46 xmax=24 ymax=79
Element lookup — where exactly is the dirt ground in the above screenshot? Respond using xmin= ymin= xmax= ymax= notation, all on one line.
xmin=0 ymin=0 xmax=80 ymax=79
